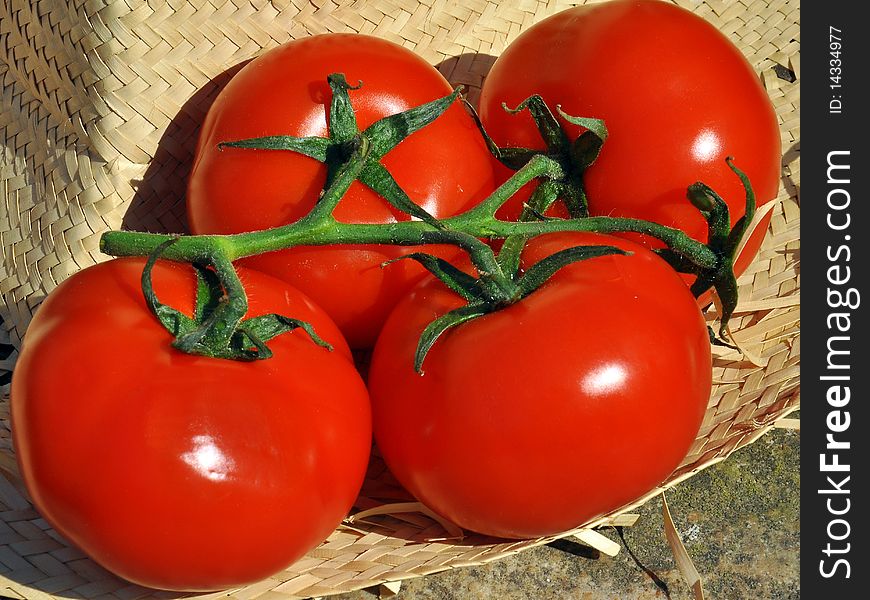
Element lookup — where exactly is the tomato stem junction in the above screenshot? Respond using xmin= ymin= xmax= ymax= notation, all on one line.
xmin=99 ymin=76 xmax=754 ymax=361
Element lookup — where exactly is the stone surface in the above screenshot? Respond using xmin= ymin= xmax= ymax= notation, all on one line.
xmin=331 ymin=426 xmax=799 ymax=599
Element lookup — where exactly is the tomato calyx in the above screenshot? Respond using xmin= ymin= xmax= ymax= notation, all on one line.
xmin=393 ymin=243 xmax=627 ymax=373
xmin=101 ymin=79 xmax=753 ymax=362
xmin=469 ymin=94 xmax=758 ymax=337
xmin=652 ymin=158 xmax=757 ymax=336
xmin=141 ymin=239 xmax=332 ymax=360
xmin=683 ymin=157 xmax=757 ymax=334
xmin=466 ymin=95 xmax=606 ymax=219
xmin=219 ymin=73 xmax=461 ymax=230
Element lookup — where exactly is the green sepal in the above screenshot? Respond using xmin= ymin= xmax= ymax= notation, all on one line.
xmin=523 ymin=204 xmax=562 ymax=222
xmin=218 ymin=136 xmax=330 ymax=162
xmin=413 ymin=244 xmax=624 ymax=372
xmin=461 ymin=98 xmax=540 ymax=171
xmin=684 ymin=158 xmax=760 ymax=334
xmin=172 ymin=308 xmax=223 ymax=355
xmin=141 ymin=239 xmax=330 ymax=361
xmin=688 ymin=181 xmax=731 ymax=248
xmin=477 ymin=131 xmax=540 ymax=170
xmin=384 ymin=252 xmax=484 ymax=303
xmin=555 ymin=107 xmax=608 ymax=143
xmin=141 ymin=238 xmax=198 ymax=337
xmin=570 ymin=131 xmax=606 ymax=172
xmin=363 ymin=88 xmax=463 ymax=161
xmin=558 ymin=108 xmax=606 ymax=218
xmin=690 ymin=274 xmax=715 ymax=299
xmin=708 ymin=325 xmax=739 ymax=350
xmin=682 ymin=159 xmax=758 ymax=335
xmin=504 ymin=95 xmax=570 ymax=152
xmin=561 ymin=172 xmax=587 ymax=218
xmin=466 ymin=97 xmax=605 ymax=219
xmin=724 ymin=158 xmax=757 ymax=251
xmin=327 ymin=74 xmax=361 ymax=143
xmin=515 ymin=245 xmax=628 ymax=298
xmin=490 ymin=146 xmax=542 ymax=171
xmin=192 ymin=264 xmax=223 ymax=323
xmin=232 ymin=325 xmax=273 ymax=359
xmin=237 ymin=314 xmax=333 ymax=352
xmin=359 ymin=162 xmax=443 ymax=229
xmin=655 ymin=249 xmax=704 ymax=275
xmin=420 ymin=229 xmax=520 ymax=305
xmin=686 ymin=182 xmax=717 ymax=212
xmin=214 ymin=75 xmax=460 ymax=228
xmin=708 ymin=269 xmax=740 ymax=338
xmin=321 ymin=136 xmax=369 ymax=201
xmin=171 ymin=312 xmax=332 ymax=362
xmin=415 ymin=302 xmax=491 ymax=373
xmin=519 ymin=178 xmax=563 ymax=219
xmin=497 ymin=178 xmax=563 ymax=278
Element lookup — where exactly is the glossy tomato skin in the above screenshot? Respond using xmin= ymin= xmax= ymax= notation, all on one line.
xmin=479 ymin=0 xmax=781 ymax=280
xmin=368 ymin=233 xmax=711 ymax=539
xmin=188 ymin=34 xmax=498 ymax=348
xmin=11 ymin=259 xmax=371 ymax=591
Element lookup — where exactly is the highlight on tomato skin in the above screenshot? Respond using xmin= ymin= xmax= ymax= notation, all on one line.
xmin=8 ymin=0 xmax=773 ymax=588
xmin=478 ymin=0 xmax=782 ymax=283
xmin=10 ymin=258 xmax=372 ymax=592
xmin=368 ymin=232 xmax=712 ymax=540
xmin=187 ymin=33 xmax=500 ymax=350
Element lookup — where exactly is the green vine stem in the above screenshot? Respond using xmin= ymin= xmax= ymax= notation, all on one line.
xmin=100 ymin=150 xmax=717 ymax=271
xmin=99 ymin=75 xmax=753 ymax=364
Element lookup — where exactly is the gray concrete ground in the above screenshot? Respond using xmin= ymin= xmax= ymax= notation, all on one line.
xmin=333 ymin=426 xmax=799 ymax=600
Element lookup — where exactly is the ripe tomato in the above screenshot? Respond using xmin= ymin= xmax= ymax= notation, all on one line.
xmin=187 ymin=33 xmax=498 ymax=348
xmin=11 ymin=259 xmax=371 ymax=591
xmin=368 ymin=233 xmax=711 ymax=539
xmin=479 ymin=0 xmax=781 ymax=281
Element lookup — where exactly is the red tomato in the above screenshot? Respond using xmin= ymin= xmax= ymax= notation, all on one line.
xmin=479 ymin=0 xmax=781 ymax=281
xmin=368 ymin=233 xmax=711 ymax=539
xmin=188 ymin=34 xmax=498 ymax=348
xmin=11 ymin=259 xmax=371 ymax=591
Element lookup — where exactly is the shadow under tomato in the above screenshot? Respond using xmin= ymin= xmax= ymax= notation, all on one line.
xmin=120 ymin=60 xmax=252 ymax=234
xmin=434 ymin=53 xmax=497 ymax=107
xmin=781 ymin=141 xmax=799 ymax=199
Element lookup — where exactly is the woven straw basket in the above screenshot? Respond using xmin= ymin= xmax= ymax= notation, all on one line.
xmin=1 ymin=0 xmax=799 ymax=598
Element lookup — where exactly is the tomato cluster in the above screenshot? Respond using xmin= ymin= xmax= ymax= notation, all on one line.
xmin=12 ymin=260 xmax=372 ymax=591
xmin=187 ymin=33 xmax=498 ymax=349
xmin=11 ymin=0 xmax=779 ymax=593
xmin=369 ymin=232 xmax=711 ymax=539
xmin=479 ymin=0 xmax=781 ymax=279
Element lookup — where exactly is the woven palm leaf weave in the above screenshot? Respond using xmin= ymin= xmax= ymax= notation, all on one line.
xmin=0 ymin=0 xmax=799 ymax=598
